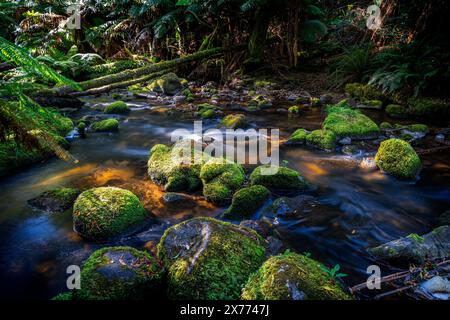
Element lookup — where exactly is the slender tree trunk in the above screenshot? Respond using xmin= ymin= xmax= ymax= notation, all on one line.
xmin=245 ymin=6 xmax=272 ymax=70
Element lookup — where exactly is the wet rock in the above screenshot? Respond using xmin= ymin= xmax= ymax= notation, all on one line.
xmin=369 ymin=226 xmax=450 ymax=266
xmin=239 ymin=220 xmax=272 ymax=238
xmin=200 ymin=158 xmax=245 ymax=206
xmin=306 ymin=129 xmax=337 ymax=152
xmin=223 ymin=185 xmax=271 ymax=218
xmin=319 ymin=93 xmax=333 ymax=105
xmin=73 ymin=187 xmax=148 ymax=240
xmin=435 ymin=134 xmax=445 ymax=141
xmin=338 ymin=137 xmax=352 ymax=145
xmin=248 ymin=95 xmax=272 ymax=109
xmin=32 ymin=93 xmax=84 ymax=110
xmin=250 ymin=165 xmax=310 ymax=194
xmin=162 ymin=192 xmax=192 ymax=203
xmin=91 ymin=119 xmax=119 ymax=132
xmin=269 ymin=195 xmax=317 ymax=216
xmin=221 ymin=113 xmax=247 ymax=129
xmin=241 ymin=252 xmax=352 ymax=300
xmin=375 ymin=138 xmax=421 ymax=180
xmin=276 ymin=108 xmax=288 ymax=114
xmin=287 ymin=128 xmax=308 ymax=145
xmin=28 ymin=187 xmax=80 ymax=213
xmin=356 ymin=100 xmax=383 ymax=110
xmin=147 ymin=141 xmax=204 ymax=192
xmin=104 ymin=101 xmax=130 ymax=114
xmin=157 ymin=217 xmax=266 ymax=299
xmin=265 ymin=236 xmax=286 ymax=257
xmin=148 ymin=73 xmax=182 ymax=95
xmin=75 ymin=246 xmax=163 ymax=300
xmin=341 ymin=145 xmax=360 ymax=156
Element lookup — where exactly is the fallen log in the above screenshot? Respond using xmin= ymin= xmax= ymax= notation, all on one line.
xmin=54 ymin=47 xmax=223 ymax=95
xmin=71 ymin=70 xmax=170 ymax=96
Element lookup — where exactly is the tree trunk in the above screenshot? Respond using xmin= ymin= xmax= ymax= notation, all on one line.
xmin=245 ymin=6 xmax=272 ymax=70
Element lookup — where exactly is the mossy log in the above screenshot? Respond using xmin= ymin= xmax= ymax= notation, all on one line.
xmin=71 ymin=70 xmax=170 ymax=96
xmin=54 ymin=48 xmax=223 ymax=95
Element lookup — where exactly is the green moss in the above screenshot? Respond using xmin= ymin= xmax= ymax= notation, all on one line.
xmin=0 ymin=142 xmax=48 ymax=177
xmin=407 ymin=233 xmax=425 ymax=243
xmin=147 ymin=142 xmax=205 ymax=192
xmin=288 ymin=128 xmax=308 ymax=144
xmin=361 ymin=99 xmax=383 ymax=109
xmin=306 ymin=129 xmax=336 ymax=151
xmin=73 ymin=187 xmax=147 ymax=240
xmin=241 ymin=252 xmax=352 ymax=300
xmin=51 ymin=292 xmax=74 ymax=300
xmin=380 ymin=122 xmax=393 ymax=130
xmin=224 ymin=185 xmax=270 ymax=218
xmin=288 ymin=106 xmax=300 ymax=114
xmin=91 ymin=119 xmax=119 ymax=132
xmin=157 ymin=217 xmax=266 ymax=300
xmin=345 ymin=83 xmax=383 ymax=101
xmin=310 ymin=97 xmax=320 ymax=107
xmin=248 ymin=95 xmax=272 ymax=109
xmin=77 ymin=246 xmax=163 ymax=300
xmin=405 ymin=124 xmax=428 ymax=133
xmin=250 ymin=165 xmax=309 ymax=192
xmin=55 ymin=117 xmax=74 ymax=136
xmin=323 ymin=102 xmax=380 ymax=138
xmin=197 ymin=103 xmax=217 ymax=119
xmin=386 ymin=104 xmax=408 ymax=119
xmin=104 ymin=101 xmax=130 ymax=114
xmin=408 ymin=97 xmax=450 ymax=120
xmin=221 ymin=114 xmax=247 ymax=129
xmin=148 ymin=72 xmax=182 ymax=95
xmin=200 ymin=158 xmax=245 ymax=205
xmin=375 ymin=138 xmax=422 ymax=180
xmin=400 ymin=133 xmax=414 ymax=141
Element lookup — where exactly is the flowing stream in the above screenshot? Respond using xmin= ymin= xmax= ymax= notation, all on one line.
xmin=0 ymin=94 xmax=449 ymax=299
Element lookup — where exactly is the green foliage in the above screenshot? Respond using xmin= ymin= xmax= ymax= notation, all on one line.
xmin=299 ymin=20 xmax=328 ymax=44
xmin=319 ymin=264 xmax=348 ymax=280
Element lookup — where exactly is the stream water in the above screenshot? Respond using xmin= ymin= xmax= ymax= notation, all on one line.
xmin=0 ymin=94 xmax=449 ymax=299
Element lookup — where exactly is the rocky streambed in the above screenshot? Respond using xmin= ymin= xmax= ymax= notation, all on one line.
xmin=0 ymin=78 xmax=449 ymax=300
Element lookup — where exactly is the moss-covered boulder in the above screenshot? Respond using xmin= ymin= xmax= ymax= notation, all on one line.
xmin=157 ymin=217 xmax=266 ymax=299
xmin=221 ymin=114 xmax=247 ymax=129
xmin=91 ymin=119 xmax=119 ymax=132
xmin=77 ymin=246 xmax=163 ymax=300
xmin=104 ymin=101 xmax=130 ymax=114
xmin=223 ymin=185 xmax=270 ymax=218
xmin=305 ymin=129 xmax=337 ymax=151
xmin=148 ymin=73 xmax=182 ymax=95
xmin=386 ymin=104 xmax=408 ymax=119
xmin=408 ymin=97 xmax=450 ymax=121
xmin=345 ymin=83 xmax=383 ymax=101
xmin=199 ymin=158 xmax=245 ymax=205
xmin=288 ymin=128 xmax=308 ymax=144
xmin=375 ymin=139 xmax=421 ymax=180
xmin=73 ymin=187 xmax=147 ymax=240
xmin=288 ymin=106 xmax=300 ymax=115
xmin=323 ymin=103 xmax=380 ymax=139
xmin=369 ymin=226 xmax=450 ymax=266
xmin=28 ymin=187 xmax=79 ymax=213
xmin=197 ymin=103 xmax=217 ymax=119
xmin=147 ymin=141 xmax=205 ymax=192
xmin=242 ymin=252 xmax=352 ymax=300
xmin=250 ymin=165 xmax=309 ymax=193
xmin=248 ymin=95 xmax=272 ymax=109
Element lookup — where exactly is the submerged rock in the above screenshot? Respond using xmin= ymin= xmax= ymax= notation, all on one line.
xmin=221 ymin=114 xmax=247 ymax=129
xmin=269 ymin=195 xmax=317 ymax=217
xmin=223 ymin=185 xmax=271 ymax=218
xmin=250 ymin=165 xmax=309 ymax=193
xmin=375 ymin=138 xmax=421 ymax=180
xmin=200 ymin=158 xmax=245 ymax=205
xmin=73 ymin=187 xmax=147 ymax=240
xmin=369 ymin=226 xmax=450 ymax=266
xmin=28 ymin=187 xmax=79 ymax=213
xmin=76 ymin=246 xmax=163 ymax=300
xmin=157 ymin=217 xmax=266 ymax=299
xmin=241 ymin=252 xmax=352 ymax=300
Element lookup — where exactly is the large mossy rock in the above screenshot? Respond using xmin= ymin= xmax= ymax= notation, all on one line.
xmin=200 ymin=158 xmax=245 ymax=205
xmin=323 ymin=102 xmax=380 ymax=139
xmin=91 ymin=119 xmax=119 ymax=132
xmin=369 ymin=226 xmax=450 ymax=266
xmin=104 ymin=101 xmax=130 ymax=114
xmin=147 ymin=141 xmax=205 ymax=192
xmin=250 ymin=165 xmax=309 ymax=193
xmin=241 ymin=252 xmax=352 ymax=300
xmin=223 ymin=185 xmax=271 ymax=218
xmin=28 ymin=187 xmax=79 ymax=213
xmin=305 ymin=129 xmax=337 ymax=151
xmin=345 ymin=83 xmax=384 ymax=101
xmin=148 ymin=73 xmax=182 ymax=95
xmin=77 ymin=246 xmax=163 ymax=300
xmin=287 ymin=128 xmax=308 ymax=144
xmin=375 ymin=138 xmax=421 ymax=180
xmin=157 ymin=217 xmax=266 ymax=300
xmin=73 ymin=187 xmax=147 ymax=240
